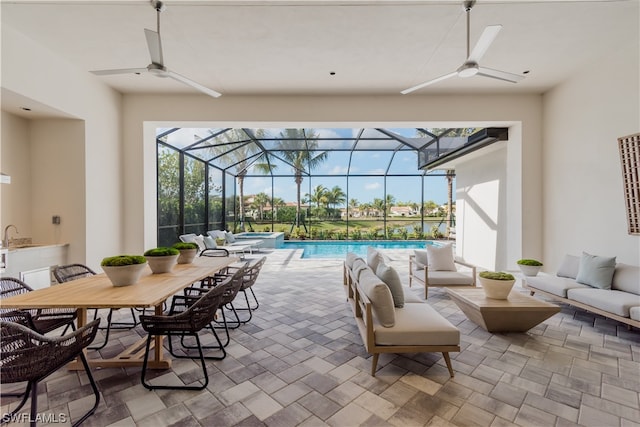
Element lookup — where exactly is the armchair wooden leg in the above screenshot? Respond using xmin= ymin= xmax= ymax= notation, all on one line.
xmin=442 ymin=352 xmax=454 ymax=378
xmin=370 ymin=353 xmax=380 ymax=376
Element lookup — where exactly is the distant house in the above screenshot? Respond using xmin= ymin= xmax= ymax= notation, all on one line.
xmin=389 ymin=206 xmax=418 ymax=217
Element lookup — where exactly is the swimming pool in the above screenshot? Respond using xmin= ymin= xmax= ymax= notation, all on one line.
xmin=282 ymin=240 xmax=437 ymax=259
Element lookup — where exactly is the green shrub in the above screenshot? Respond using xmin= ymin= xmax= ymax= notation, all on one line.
xmin=144 ymin=247 xmax=180 ymax=257
xmin=172 ymin=242 xmax=198 ymax=250
xmin=101 ymin=255 xmax=146 ymax=267
xmin=479 ymin=271 xmax=515 ymax=281
xmin=517 ymin=259 xmax=543 ymax=266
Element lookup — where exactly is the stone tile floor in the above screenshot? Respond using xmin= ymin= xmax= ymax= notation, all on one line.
xmin=2 ymin=249 xmax=639 ymax=426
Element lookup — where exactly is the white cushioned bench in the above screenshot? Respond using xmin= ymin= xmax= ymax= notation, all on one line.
xmin=343 ymin=248 xmax=460 ymax=377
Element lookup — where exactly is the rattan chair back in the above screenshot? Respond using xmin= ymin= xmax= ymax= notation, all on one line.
xmin=53 ymin=263 xmax=97 ymax=283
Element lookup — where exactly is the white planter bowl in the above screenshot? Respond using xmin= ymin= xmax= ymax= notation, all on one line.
xmin=518 ymin=264 xmax=541 ymax=277
xmin=479 ymin=277 xmax=516 ymax=299
xmin=177 ymin=249 xmax=198 ymax=264
xmin=146 ymin=254 xmax=178 ymax=274
xmin=102 ymin=262 xmax=147 ymax=287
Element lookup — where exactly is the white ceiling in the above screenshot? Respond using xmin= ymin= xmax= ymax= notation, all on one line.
xmin=1 ymin=0 xmax=638 ymax=100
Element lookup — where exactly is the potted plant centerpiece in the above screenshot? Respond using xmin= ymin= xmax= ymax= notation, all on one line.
xmin=173 ymin=242 xmax=198 ymax=264
xmin=144 ymin=247 xmax=179 ymax=274
xmin=101 ymin=255 xmax=147 ymax=287
xmin=478 ymin=271 xmax=516 ymax=299
xmin=517 ymin=259 xmax=543 ymax=277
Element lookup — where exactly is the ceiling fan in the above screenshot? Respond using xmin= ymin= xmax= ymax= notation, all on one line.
xmin=91 ymin=0 xmax=221 ymax=98
xmin=401 ymin=0 xmax=524 ymax=95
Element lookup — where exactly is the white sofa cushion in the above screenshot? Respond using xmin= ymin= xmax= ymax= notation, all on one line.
xmin=611 ymin=263 xmax=640 ymax=295
xmin=367 ymin=247 xmax=383 ymax=271
xmin=352 ymin=259 xmax=369 ymax=280
xmin=567 ymin=288 xmax=639 ymax=317
xmin=525 ymin=275 xmax=591 ymax=297
xmin=345 ymin=252 xmax=361 ymax=269
xmin=403 ymin=290 xmax=423 ymax=303
xmin=630 ymin=307 xmax=640 ymax=321
xmin=373 ymin=303 xmax=459 ymax=346
xmin=575 ymin=252 xmax=616 ymax=289
xmin=426 ymin=244 xmax=456 ymax=271
xmin=359 ymin=269 xmax=395 ymax=327
xmin=376 ymin=262 xmax=405 ymax=308
xmin=556 ymin=254 xmax=580 ymax=279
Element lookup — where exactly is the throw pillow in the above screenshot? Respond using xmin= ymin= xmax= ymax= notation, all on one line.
xmin=556 ymin=254 xmax=580 ymax=279
xmin=414 ymin=250 xmax=429 ymax=270
xmin=179 ymin=233 xmax=197 ymax=243
xmin=203 ymin=235 xmax=217 ymax=249
xmin=194 ymin=235 xmax=207 ymax=251
xmin=359 ymin=269 xmax=395 ymax=327
xmin=225 ymin=232 xmax=236 ymax=243
xmin=367 ymin=247 xmax=382 ymax=271
xmin=376 ymin=262 xmax=405 ymax=308
xmin=207 ymin=230 xmax=226 ymax=240
xmin=426 ymin=244 xmax=456 ymax=271
xmin=575 ymin=252 xmax=616 ymax=289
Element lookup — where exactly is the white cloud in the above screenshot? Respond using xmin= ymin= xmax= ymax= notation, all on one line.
xmin=328 ymin=165 xmax=348 ymax=174
xmin=365 ymin=182 xmax=381 ymax=190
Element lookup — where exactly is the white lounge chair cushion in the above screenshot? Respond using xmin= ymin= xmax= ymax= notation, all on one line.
xmin=630 ymin=307 xmax=640 ymax=321
xmin=345 ymin=252 xmax=360 ymax=269
xmin=414 ymin=250 xmax=429 ymax=270
xmin=373 ymin=303 xmax=460 ymax=346
xmin=179 ymin=233 xmax=206 ymax=251
xmin=375 ymin=262 xmax=405 ymax=308
xmin=225 ymin=232 xmax=236 ymax=243
xmin=575 ymin=252 xmax=616 ymax=289
xmin=207 ymin=230 xmax=227 ymax=240
xmin=203 ymin=235 xmax=217 ymax=249
xmin=525 ymin=275 xmax=590 ymax=297
xmin=426 ymin=244 xmax=456 ymax=271
xmin=413 ymin=269 xmax=474 ymax=286
xmin=567 ymin=288 xmax=639 ymax=317
xmin=359 ymin=268 xmax=395 ymax=327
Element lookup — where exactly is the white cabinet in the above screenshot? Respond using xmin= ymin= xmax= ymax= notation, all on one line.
xmin=1 ymin=244 xmax=68 ymax=288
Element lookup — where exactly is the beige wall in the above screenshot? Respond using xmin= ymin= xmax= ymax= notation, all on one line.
xmin=2 ymin=25 xmax=123 ymax=270
xmin=541 ymin=38 xmax=640 ymax=270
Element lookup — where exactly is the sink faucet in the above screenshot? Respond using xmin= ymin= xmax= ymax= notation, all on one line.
xmin=3 ymin=225 xmax=18 ymax=248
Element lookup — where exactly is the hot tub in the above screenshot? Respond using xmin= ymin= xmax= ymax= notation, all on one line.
xmin=233 ymin=232 xmax=285 ymax=249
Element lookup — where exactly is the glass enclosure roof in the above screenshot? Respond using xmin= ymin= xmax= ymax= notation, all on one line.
xmin=157 ymin=127 xmax=489 ymax=177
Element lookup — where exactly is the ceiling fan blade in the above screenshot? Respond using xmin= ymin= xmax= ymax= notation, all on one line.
xmin=477 ymin=66 xmax=525 ymax=83
xmin=166 ymin=70 xmax=222 ymax=98
xmin=467 ymin=25 xmax=502 ymax=63
xmin=91 ymin=68 xmax=148 ymax=76
xmin=144 ymin=28 xmax=164 ymax=65
xmin=401 ymin=72 xmax=458 ymax=95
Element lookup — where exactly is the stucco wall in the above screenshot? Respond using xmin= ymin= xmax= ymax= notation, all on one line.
xmin=542 ymin=38 xmax=640 ymax=270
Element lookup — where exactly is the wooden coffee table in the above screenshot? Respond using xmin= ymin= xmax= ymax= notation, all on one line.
xmin=445 ymin=288 xmax=560 ymax=332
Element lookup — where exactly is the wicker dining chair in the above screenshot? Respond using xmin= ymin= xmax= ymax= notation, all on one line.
xmin=138 ymin=283 xmax=229 ymax=391
xmin=232 ymin=256 xmax=266 ymax=323
xmin=0 ymin=277 xmax=77 ymax=335
xmin=0 ymin=319 xmax=101 ymax=427
xmin=53 ymin=263 xmax=138 ymax=350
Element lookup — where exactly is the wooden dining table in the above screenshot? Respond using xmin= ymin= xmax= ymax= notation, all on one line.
xmin=0 ymin=255 xmax=239 ymax=370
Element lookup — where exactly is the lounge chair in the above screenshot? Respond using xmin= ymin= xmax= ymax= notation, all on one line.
xmin=179 ymin=233 xmax=252 ymax=260
xmin=207 ymin=230 xmax=263 ymax=253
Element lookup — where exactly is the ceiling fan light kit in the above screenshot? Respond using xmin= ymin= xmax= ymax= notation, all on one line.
xmin=402 ymin=0 xmax=525 ymax=94
xmin=90 ymin=0 xmax=221 ymax=98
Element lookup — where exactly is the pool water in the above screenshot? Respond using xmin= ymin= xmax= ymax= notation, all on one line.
xmin=282 ymin=240 xmax=437 ymax=259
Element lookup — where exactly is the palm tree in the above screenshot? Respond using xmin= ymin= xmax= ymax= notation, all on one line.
xmin=307 ymin=184 xmax=328 ymax=218
xmin=271 ymin=197 xmax=285 ymax=221
xmin=385 ymin=194 xmax=395 ymax=215
xmin=276 ymin=129 xmax=328 ymax=228
xmin=210 ymin=129 xmax=272 ymax=231
xmin=349 ymin=198 xmax=359 ymax=217
xmin=253 ymin=192 xmax=270 ymax=221
xmin=327 ymin=186 xmax=346 ymax=218
xmin=372 ymin=198 xmax=385 ymax=218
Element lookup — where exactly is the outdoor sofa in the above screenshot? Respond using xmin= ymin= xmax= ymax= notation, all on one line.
xmin=343 ymin=247 xmax=460 ymax=377
xmin=524 ymin=253 xmax=640 ymax=329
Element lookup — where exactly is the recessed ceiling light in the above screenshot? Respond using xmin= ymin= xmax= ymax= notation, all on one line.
xmin=329 ymin=71 xmax=336 ymax=76
xmin=21 ymin=107 xmax=32 ymax=111
xmin=523 ymin=70 xmax=530 ymax=75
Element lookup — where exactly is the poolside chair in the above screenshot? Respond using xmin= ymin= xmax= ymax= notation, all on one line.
xmin=223 ymin=256 xmax=266 ymax=323
xmin=139 ymin=283 xmax=229 ymax=391
xmin=0 ymin=319 xmax=101 ymax=427
xmin=53 ymin=264 xmax=138 ymax=350
xmin=207 ymin=230 xmax=263 ymax=254
xmin=0 ymin=277 xmax=77 ymax=336
xmin=180 ymin=233 xmax=250 ymax=259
